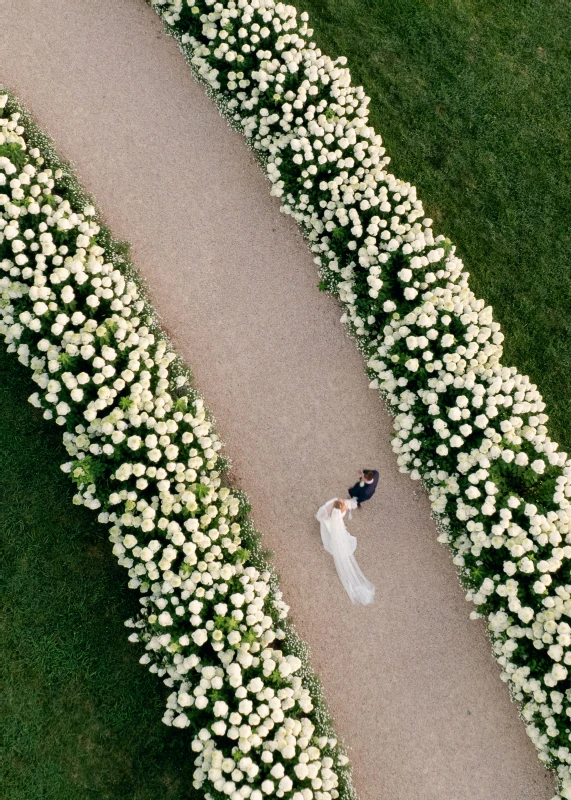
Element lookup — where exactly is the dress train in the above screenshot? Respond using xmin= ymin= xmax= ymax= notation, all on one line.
xmin=315 ymin=499 xmax=375 ymax=606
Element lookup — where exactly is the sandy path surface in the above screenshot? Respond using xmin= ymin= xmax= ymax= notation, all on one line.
xmin=0 ymin=2 xmax=556 ymax=798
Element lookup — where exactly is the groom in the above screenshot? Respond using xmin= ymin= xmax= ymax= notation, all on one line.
xmin=348 ymin=469 xmax=379 ymax=507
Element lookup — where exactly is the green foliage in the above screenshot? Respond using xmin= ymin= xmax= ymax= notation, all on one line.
xmin=0 ymin=347 xmax=199 ymax=800
xmin=69 ymin=455 xmax=105 ymax=488
xmin=175 ymin=395 xmax=189 ymax=412
xmin=266 ymin=667 xmax=288 ymax=690
xmin=241 ymin=629 xmax=259 ymax=646
xmin=58 ymin=352 xmax=78 ymax=369
xmin=113 ymin=239 xmax=132 ymax=261
xmin=487 ymin=457 xmax=559 ymax=505
xmin=0 ymin=141 xmax=27 ymax=170
xmin=231 ymin=546 xmax=250 ymax=565
xmin=214 ymin=615 xmax=239 ymax=633
xmin=290 ymin=0 xmax=571 ymax=451
xmin=193 ymin=482 xmax=211 ymax=500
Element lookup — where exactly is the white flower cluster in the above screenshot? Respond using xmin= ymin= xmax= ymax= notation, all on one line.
xmin=150 ymin=1 xmax=569 ymax=795
xmin=0 ymin=93 xmax=352 ymax=800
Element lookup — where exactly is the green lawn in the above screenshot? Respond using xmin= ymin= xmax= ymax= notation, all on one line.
xmin=0 ymin=348 xmax=197 ymax=800
xmin=293 ymin=0 xmax=571 ymax=451
xmin=2 ymin=0 xmax=571 ymax=795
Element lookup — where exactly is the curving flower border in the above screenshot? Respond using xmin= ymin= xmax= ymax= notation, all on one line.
xmin=0 ymin=92 xmax=355 ymax=800
xmin=147 ymin=1 xmax=571 ymax=797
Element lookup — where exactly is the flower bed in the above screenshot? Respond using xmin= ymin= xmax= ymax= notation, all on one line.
xmin=0 ymin=91 xmax=354 ymax=800
xmin=146 ymin=1 xmax=571 ymax=796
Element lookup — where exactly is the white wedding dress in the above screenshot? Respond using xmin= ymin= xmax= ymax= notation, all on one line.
xmin=315 ymin=499 xmax=375 ymax=606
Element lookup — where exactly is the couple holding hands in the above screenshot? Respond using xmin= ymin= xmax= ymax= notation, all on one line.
xmin=315 ymin=470 xmax=379 ymax=606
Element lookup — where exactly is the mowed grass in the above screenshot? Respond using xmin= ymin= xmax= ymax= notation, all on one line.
xmin=292 ymin=0 xmax=571 ymax=450
xmin=0 ymin=347 xmax=198 ymax=800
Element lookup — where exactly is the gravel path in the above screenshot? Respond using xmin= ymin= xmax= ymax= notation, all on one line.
xmin=0 ymin=2 xmax=556 ymax=798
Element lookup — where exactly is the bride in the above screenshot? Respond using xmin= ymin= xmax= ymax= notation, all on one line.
xmin=315 ymin=498 xmax=375 ymax=606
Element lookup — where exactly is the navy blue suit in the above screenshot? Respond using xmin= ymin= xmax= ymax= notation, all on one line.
xmin=348 ymin=470 xmax=379 ymax=506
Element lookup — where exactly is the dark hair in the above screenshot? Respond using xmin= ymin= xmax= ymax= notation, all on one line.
xmin=363 ymin=470 xmax=375 ymax=481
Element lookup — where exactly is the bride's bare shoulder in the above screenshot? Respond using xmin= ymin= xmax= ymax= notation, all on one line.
xmin=316 ymin=498 xmax=338 ymax=518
